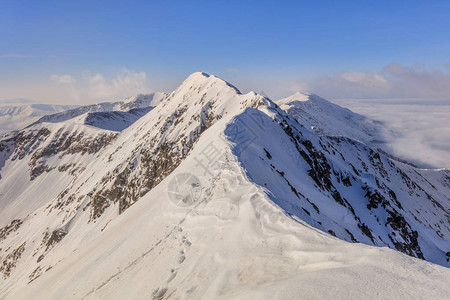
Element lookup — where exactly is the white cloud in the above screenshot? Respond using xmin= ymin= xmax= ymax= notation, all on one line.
xmin=0 ymin=69 xmax=153 ymax=105
xmin=86 ymin=69 xmax=149 ymax=100
xmin=380 ymin=63 xmax=450 ymax=98
xmin=50 ymin=74 xmax=76 ymax=84
xmin=339 ymin=72 xmax=390 ymax=89
xmin=334 ymin=98 xmax=450 ymax=169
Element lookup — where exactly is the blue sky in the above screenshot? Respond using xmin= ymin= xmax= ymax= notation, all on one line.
xmin=1 ymin=0 xmax=450 ymax=103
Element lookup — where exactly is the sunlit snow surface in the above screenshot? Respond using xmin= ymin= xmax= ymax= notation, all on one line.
xmin=0 ymin=73 xmax=449 ymax=299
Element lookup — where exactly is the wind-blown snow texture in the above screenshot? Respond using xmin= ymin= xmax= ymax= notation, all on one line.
xmin=0 ymin=72 xmax=448 ymax=299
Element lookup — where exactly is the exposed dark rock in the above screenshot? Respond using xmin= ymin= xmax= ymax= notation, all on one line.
xmin=386 ymin=210 xmax=424 ymax=259
xmin=0 ymin=219 xmax=22 ymax=242
xmin=44 ymin=229 xmax=67 ymax=251
xmin=263 ymin=148 xmax=272 ymax=160
xmin=28 ymin=266 xmax=42 ymax=283
xmin=302 ymin=208 xmax=311 ymax=216
xmin=358 ymin=223 xmax=375 ymax=242
xmin=0 ymin=242 xmax=26 ymax=278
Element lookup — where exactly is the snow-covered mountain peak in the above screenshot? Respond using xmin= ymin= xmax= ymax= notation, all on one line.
xmin=277 ymin=91 xmax=312 ymax=104
xmin=176 ymin=72 xmax=242 ymax=97
xmin=184 ymin=71 xmax=211 ymax=80
xmin=119 ymin=92 xmax=166 ymax=110
xmin=0 ymin=73 xmax=449 ymax=299
xmin=122 ymin=93 xmax=154 ymax=104
xmin=275 ymin=91 xmax=390 ymax=149
xmin=277 ymin=92 xmax=334 ymax=107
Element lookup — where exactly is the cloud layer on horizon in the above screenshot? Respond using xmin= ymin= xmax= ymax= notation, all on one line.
xmin=305 ymin=63 xmax=450 ymax=100
xmin=334 ymin=98 xmax=450 ymax=169
xmin=0 ymin=69 xmax=153 ymax=105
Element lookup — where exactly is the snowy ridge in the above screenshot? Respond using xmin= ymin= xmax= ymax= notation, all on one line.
xmin=67 ymin=107 xmax=154 ymax=131
xmin=227 ymin=103 xmax=450 ymax=264
xmin=0 ymin=72 xmax=448 ymax=299
xmin=28 ymin=93 xmax=166 ymax=128
xmin=276 ymin=92 xmax=391 ymax=149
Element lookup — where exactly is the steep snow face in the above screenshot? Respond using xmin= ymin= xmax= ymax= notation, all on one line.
xmin=276 ymin=92 xmax=391 ymax=150
xmin=0 ymin=122 xmax=119 ymax=225
xmin=2 ymin=100 xmax=450 ymax=300
xmin=0 ymin=72 xmax=267 ymax=294
xmin=64 ymin=72 xmax=265 ymax=220
xmin=66 ymin=107 xmax=153 ymax=131
xmin=226 ymin=103 xmax=450 ymax=266
xmin=0 ymin=73 xmax=449 ymax=299
xmin=0 ymin=104 xmax=78 ymax=132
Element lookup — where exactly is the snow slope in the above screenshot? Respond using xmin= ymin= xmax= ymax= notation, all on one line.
xmin=226 ymin=103 xmax=450 ymax=265
xmin=276 ymin=92 xmax=392 ymax=150
xmin=0 ymin=73 xmax=449 ymax=299
xmin=66 ymin=107 xmax=154 ymax=131
xmin=8 ymin=133 xmax=450 ymax=299
xmin=28 ymin=93 xmax=166 ymax=127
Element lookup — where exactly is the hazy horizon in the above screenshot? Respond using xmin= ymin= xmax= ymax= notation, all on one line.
xmin=1 ymin=1 xmax=450 ymax=105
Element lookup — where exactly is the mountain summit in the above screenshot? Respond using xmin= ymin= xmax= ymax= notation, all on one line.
xmin=0 ymin=73 xmax=449 ymax=299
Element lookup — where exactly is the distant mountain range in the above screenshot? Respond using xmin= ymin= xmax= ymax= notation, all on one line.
xmin=0 ymin=103 xmax=78 ymax=132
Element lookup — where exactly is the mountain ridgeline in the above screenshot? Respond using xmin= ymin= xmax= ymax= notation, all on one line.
xmin=0 ymin=72 xmax=448 ymax=299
